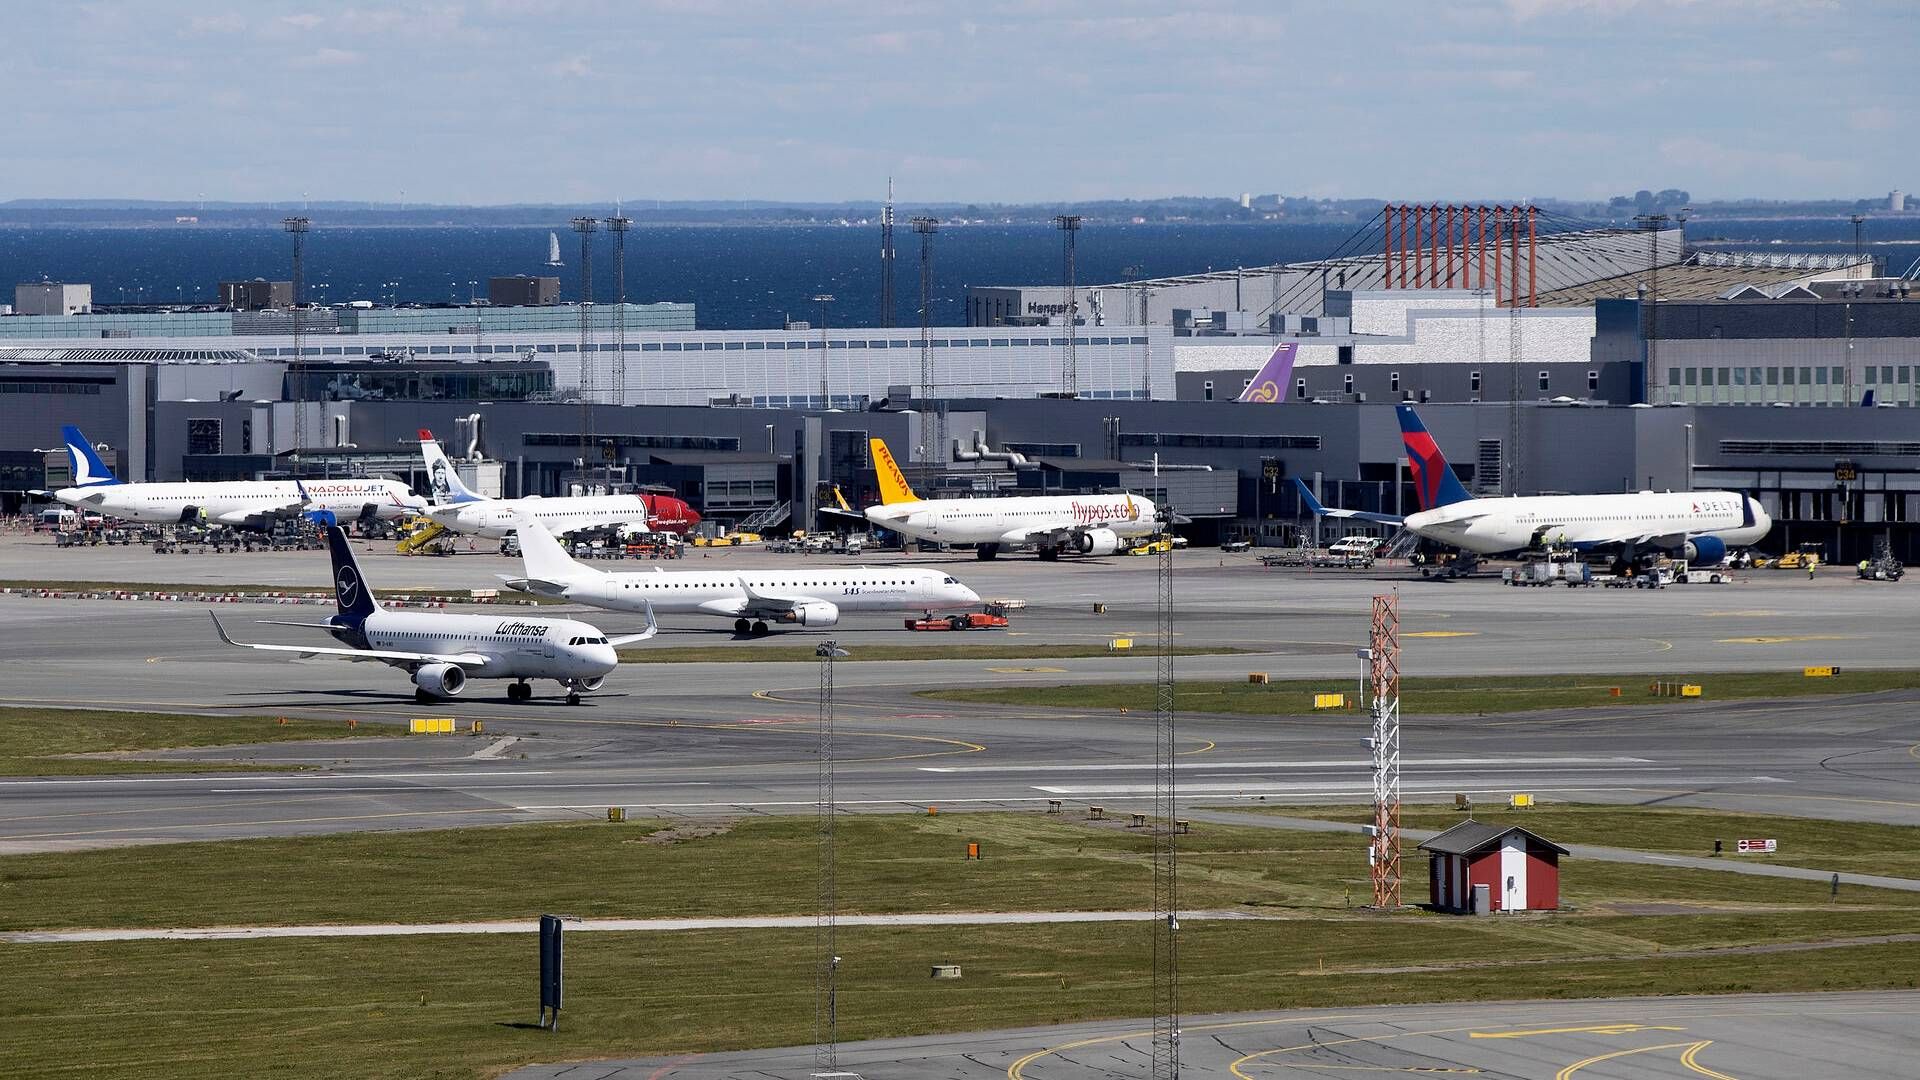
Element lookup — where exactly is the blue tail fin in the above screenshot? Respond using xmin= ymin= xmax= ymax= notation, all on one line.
xmin=1862 ymin=389 xmax=1876 ymax=408
xmin=324 ymin=525 xmax=380 ymax=625
xmin=61 ymin=425 xmax=122 ymax=487
xmin=1395 ymin=406 xmax=1474 ymax=509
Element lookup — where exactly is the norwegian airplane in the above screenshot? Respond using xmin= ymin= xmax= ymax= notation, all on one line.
xmin=1298 ymin=405 xmax=1771 ymax=573
xmin=851 ymin=437 xmax=1160 ymax=560
xmin=44 ymin=424 xmax=422 ymax=528
xmin=503 ymin=518 xmax=980 ymax=635
xmin=417 ymin=429 xmax=700 ymax=538
xmin=212 ymin=525 xmax=654 ymax=704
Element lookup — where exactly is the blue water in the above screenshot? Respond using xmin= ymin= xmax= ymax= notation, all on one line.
xmin=0 ymin=223 xmax=1357 ymax=331
xmin=3 ymin=217 xmax=1915 ymax=330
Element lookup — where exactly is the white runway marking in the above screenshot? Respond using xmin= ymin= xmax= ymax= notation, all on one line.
xmin=920 ymin=756 xmax=1651 ymax=773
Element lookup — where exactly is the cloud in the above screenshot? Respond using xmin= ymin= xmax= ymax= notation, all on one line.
xmin=292 ymin=47 xmax=364 ymax=68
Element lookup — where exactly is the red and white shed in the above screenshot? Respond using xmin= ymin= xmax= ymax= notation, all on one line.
xmin=1418 ymin=821 xmax=1568 ymax=913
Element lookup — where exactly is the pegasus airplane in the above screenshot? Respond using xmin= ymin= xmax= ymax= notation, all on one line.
xmin=503 ymin=518 xmax=980 ymax=635
xmin=852 ymin=438 xmax=1159 ymax=560
xmin=212 ymin=525 xmax=654 ymax=703
xmin=1296 ymin=405 xmax=1771 ymax=574
xmin=1235 ymin=343 xmax=1299 ymax=403
xmin=45 ymin=425 xmax=422 ymax=528
xmin=418 ymin=429 xmax=699 ymax=538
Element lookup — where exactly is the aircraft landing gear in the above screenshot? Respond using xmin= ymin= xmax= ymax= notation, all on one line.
xmin=751 ymin=620 xmax=771 ymax=636
xmin=1037 ymin=545 xmax=1060 ymax=562
xmin=507 ymin=681 xmax=531 ymax=703
xmin=734 ymin=617 xmax=752 ymax=635
xmin=975 ymin=544 xmax=999 ymax=561
xmin=414 ymin=688 xmax=433 ymax=704
xmin=566 ymin=691 xmax=581 ymax=706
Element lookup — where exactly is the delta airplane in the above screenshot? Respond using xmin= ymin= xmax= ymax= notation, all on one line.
xmin=849 ymin=438 xmax=1160 ymax=560
xmin=45 ymin=425 xmax=423 ymax=528
xmin=503 ymin=518 xmax=980 ymax=635
xmin=417 ymin=429 xmax=700 ymax=538
xmin=1297 ymin=405 xmax=1771 ymax=573
xmin=212 ymin=525 xmax=655 ymax=703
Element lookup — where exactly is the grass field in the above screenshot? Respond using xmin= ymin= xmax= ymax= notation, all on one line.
xmin=7 ymin=917 xmax=1920 ymax=1078
xmin=620 ymin=643 xmax=1248 ymax=664
xmin=917 ymin=669 xmax=1920 ymax=716
xmin=1241 ymin=803 xmax=1920 ymax=880
xmin=8 ymin=811 xmax=1920 ymax=1077
xmin=6 ymin=812 xmax=1917 ymax=932
xmin=0 ymin=707 xmax=398 ymax=776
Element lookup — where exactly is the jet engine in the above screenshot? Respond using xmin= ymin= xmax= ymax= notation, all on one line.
xmin=779 ymin=601 xmax=841 ymax=627
xmin=1074 ymin=528 xmax=1121 ymax=556
xmin=570 ymin=675 xmax=606 ymax=693
xmin=413 ymin=662 xmax=467 ymax=698
xmin=1683 ymin=536 xmax=1727 ymax=564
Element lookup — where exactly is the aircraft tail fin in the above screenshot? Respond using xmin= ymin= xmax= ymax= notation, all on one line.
xmin=868 ymin=438 xmax=920 ymax=505
xmin=1862 ymin=389 xmax=1876 ymax=407
xmin=419 ymin=428 xmax=484 ymax=506
xmin=61 ymin=425 xmax=122 ymax=487
xmin=1235 ymin=343 xmax=1298 ymax=403
xmin=513 ymin=516 xmax=595 ymax=585
xmin=323 ymin=525 xmax=380 ymax=625
xmin=1395 ymin=405 xmax=1474 ymax=510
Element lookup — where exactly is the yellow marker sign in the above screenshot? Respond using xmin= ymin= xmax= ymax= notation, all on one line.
xmin=1471 ymin=1024 xmax=1686 ymax=1040
xmin=1804 ymin=665 xmax=1839 ymax=678
xmin=1313 ymin=693 xmax=1347 ymax=710
xmin=1109 ymin=638 xmax=1133 ymax=651
xmin=408 ymin=717 xmax=456 ymax=734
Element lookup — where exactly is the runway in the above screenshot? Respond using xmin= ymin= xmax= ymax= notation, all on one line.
xmin=500 ymin=991 xmax=1920 ymax=1079
xmin=3 ymin=539 xmax=1919 ymax=850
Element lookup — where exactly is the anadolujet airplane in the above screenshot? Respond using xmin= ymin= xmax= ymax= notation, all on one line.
xmin=850 ymin=437 xmax=1160 ymax=560
xmin=212 ymin=525 xmax=655 ymax=703
xmin=46 ymin=424 xmax=422 ymax=528
xmin=1298 ymin=405 xmax=1771 ymax=574
xmin=419 ymin=430 xmax=699 ymax=538
xmin=503 ymin=518 xmax=980 ymax=635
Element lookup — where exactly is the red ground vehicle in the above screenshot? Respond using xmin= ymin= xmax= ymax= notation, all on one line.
xmin=905 ymin=599 xmax=1021 ymax=631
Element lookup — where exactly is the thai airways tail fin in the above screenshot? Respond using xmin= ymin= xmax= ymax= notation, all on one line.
xmin=61 ymin=425 xmax=122 ymax=487
xmin=323 ymin=525 xmax=380 ymax=625
xmin=418 ymin=428 xmax=485 ymax=506
xmin=868 ymin=438 xmax=920 ymax=505
xmin=1395 ymin=405 xmax=1474 ymax=510
xmin=1235 ymin=343 xmax=1298 ymax=403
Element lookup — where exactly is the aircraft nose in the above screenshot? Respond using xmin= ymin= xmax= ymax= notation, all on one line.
xmin=958 ymin=583 xmax=981 ymax=604
xmin=591 ymin=644 xmax=619 ymax=672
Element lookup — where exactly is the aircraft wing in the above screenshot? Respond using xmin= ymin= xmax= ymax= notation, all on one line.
xmin=496 ymin=574 xmax=572 ymax=599
xmin=209 ymin=613 xmax=488 ymax=666
xmin=213 ymin=500 xmax=307 ymax=525
xmin=736 ymin=578 xmax=824 ymax=613
xmin=818 ymin=505 xmax=867 ymax=526
xmin=1292 ymin=479 xmax=1405 ymax=526
xmin=605 ymin=603 xmax=659 ymax=647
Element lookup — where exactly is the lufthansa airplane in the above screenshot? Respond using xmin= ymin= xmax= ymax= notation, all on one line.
xmin=212 ymin=525 xmax=655 ymax=703
xmin=46 ymin=424 xmax=422 ymax=528
xmin=504 ymin=518 xmax=980 ymax=635
xmin=1298 ymin=405 xmax=1771 ymax=573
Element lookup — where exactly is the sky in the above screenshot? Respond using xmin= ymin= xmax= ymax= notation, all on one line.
xmin=2 ymin=0 xmax=1914 ymax=205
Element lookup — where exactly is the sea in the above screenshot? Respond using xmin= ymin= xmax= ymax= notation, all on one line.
xmin=2 ymin=217 xmax=1916 ymax=331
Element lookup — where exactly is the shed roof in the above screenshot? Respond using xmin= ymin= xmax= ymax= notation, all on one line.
xmin=1417 ymin=820 xmax=1569 ymax=857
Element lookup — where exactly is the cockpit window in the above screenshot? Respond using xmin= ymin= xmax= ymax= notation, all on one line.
xmin=944 ymin=577 xmax=958 ymax=584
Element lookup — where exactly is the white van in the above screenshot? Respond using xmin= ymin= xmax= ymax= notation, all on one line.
xmin=35 ymin=508 xmax=78 ymax=532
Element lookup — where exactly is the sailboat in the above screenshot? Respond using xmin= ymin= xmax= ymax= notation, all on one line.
xmin=546 ymin=232 xmax=564 ymax=267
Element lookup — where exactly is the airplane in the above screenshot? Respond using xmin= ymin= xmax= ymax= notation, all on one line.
xmin=1295 ymin=404 xmax=1772 ymax=575
xmin=211 ymin=524 xmax=655 ymax=704
xmin=503 ymin=517 xmax=981 ymax=635
xmin=1235 ymin=342 xmax=1299 ymax=403
xmin=845 ymin=437 xmax=1161 ymax=560
xmin=43 ymin=424 xmax=424 ymax=529
xmin=417 ymin=429 xmax=701 ymax=539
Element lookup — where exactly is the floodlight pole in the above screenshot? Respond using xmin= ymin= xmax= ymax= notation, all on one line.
xmin=1151 ymin=503 xmax=1180 ymax=1080
xmin=815 ymin=640 xmax=849 ymax=1077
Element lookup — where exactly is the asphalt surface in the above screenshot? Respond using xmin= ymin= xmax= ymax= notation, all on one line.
xmin=3 ymin=536 xmax=1919 ymax=853
xmin=500 ymin=991 xmax=1920 ymax=1079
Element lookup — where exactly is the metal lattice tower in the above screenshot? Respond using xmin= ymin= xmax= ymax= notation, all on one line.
xmin=1151 ymin=504 xmax=1180 ymax=1079
xmin=1507 ymin=208 xmax=1524 ymax=497
xmin=880 ymin=178 xmax=896 ymax=328
xmin=571 ymin=217 xmax=598 ymax=478
xmin=812 ymin=294 xmax=836 ymax=410
xmin=1368 ymin=595 xmax=1402 ymax=909
xmin=1635 ymin=213 xmax=1669 ymax=406
xmin=608 ymin=214 xmax=631 ymax=407
xmin=814 ymin=640 xmax=848 ymax=1077
xmin=912 ymin=217 xmax=940 ymax=480
xmin=1055 ymin=215 xmax=1082 ymax=397
xmin=283 ymin=217 xmax=310 ymax=460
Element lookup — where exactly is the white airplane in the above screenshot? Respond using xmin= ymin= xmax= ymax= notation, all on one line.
xmin=417 ymin=429 xmax=700 ymax=538
xmin=1298 ymin=405 xmax=1772 ymax=573
xmin=212 ymin=525 xmax=655 ymax=704
xmin=45 ymin=424 xmax=423 ymax=528
xmin=847 ymin=437 xmax=1161 ymax=560
xmin=503 ymin=518 xmax=981 ymax=635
